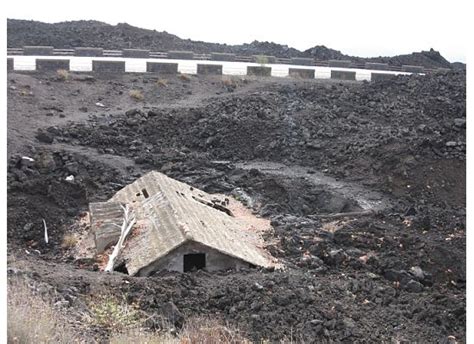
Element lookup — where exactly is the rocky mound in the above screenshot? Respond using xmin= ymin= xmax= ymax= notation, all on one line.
xmin=6 ymin=70 xmax=465 ymax=342
xmin=7 ymin=19 xmax=458 ymax=68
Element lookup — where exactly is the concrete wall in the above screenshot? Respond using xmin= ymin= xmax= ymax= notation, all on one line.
xmin=211 ymin=52 xmax=236 ymax=61
xmin=328 ymin=60 xmax=352 ymax=68
xmin=74 ymin=47 xmax=103 ymax=57
xmin=23 ymin=46 xmax=54 ymax=56
xmin=247 ymin=66 xmax=272 ymax=76
xmin=365 ymin=62 xmax=389 ymax=70
xmin=371 ymin=72 xmax=396 ymax=81
xmin=92 ymin=60 xmax=125 ymax=73
xmin=291 ymin=57 xmax=314 ymax=66
xmin=7 ymin=58 xmax=13 ymax=71
xmin=123 ymin=49 xmax=150 ymax=58
xmin=146 ymin=62 xmax=178 ymax=74
xmin=288 ymin=68 xmax=315 ymax=79
xmin=168 ymin=51 xmax=195 ymax=59
xmin=36 ymin=59 xmax=70 ymax=71
xmin=331 ymin=70 xmax=356 ymax=80
xmin=252 ymin=55 xmax=277 ymax=64
xmin=197 ymin=64 xmax=223 ymax=75
xmin=402 ymin=65 xmax=424 ymax=73
xmin=90 ymin=201 xmax=124 ymax=253
xmin=137 ymin=241 xmax=250 ymax=276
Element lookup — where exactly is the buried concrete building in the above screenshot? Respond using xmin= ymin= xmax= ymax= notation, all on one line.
xmin=88 ymin=171 xmax=276 ymax=276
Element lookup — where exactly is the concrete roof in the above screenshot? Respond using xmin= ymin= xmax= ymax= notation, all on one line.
xmin=96 ymin=171 xmax=274 ymax=275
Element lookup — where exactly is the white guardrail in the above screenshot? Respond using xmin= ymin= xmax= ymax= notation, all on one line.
xmin=7 ymin=55 xmax=416 ymax=82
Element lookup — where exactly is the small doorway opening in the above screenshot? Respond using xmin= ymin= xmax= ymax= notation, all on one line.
xmin=183 ymin=253 xmax=206 ymax=272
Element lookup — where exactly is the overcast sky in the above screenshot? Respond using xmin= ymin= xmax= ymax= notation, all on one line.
xmin=6 ymin=0 xmax=467 ymax=62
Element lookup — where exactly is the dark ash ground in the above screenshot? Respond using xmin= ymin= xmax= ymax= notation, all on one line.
xmin=7 ymin=70 xmax=465 ymax=342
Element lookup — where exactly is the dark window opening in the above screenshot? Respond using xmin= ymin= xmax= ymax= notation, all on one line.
xmin=183 ymin=253 xmax=206 ymax=272
xmin=142 ymin=188 xmax=149 ymax=199
xmin=114 ymin=262 xmax=129 ymax=275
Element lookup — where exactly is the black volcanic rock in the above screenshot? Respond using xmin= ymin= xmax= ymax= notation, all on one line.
xmin=8 ymin=19 xmax=456 ymax=68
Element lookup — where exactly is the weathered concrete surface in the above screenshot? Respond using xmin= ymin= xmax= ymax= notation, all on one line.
xmin=328 ymin=60 xmax=352 ymax=68
xmin=331 ymin=70 xmax=356 ymax=80
xmin=36 ymin=59 xmax=70 ymax=71
xmin=402 ymin=65 xmax=424 ymax=73
xmin=371 ymin=72 xmax=396 ymax=82
xmin=146 ymin=62 xmax=178 ymax=74
xmin=7 ymin=58 xmax=13 ymax=71
xmin=168 ymin=51 xmax=194 ymax=59
xmin=90 ymin=201 xmax=124 ymax=253
xmin=252 ymin=55 xmax=277 ymax=64
xmin=290 ymin=57 xmax=314 ymax=66
xmin=23 ymin=46 xmax=54 ymax=56
xmin=123 ymin=49 xmax=150 ymax=58
xmin=288 ymin=68 xmax=315 ymax=79
xmin=92 ymin=60 xmax=126 ymax=73
xmin=74 ymin=47 xmax=103 ymax=57
xmin=247 ymin=66 xmax=272 ymax=77
xmin=365 ymin=62 xmax=389 ymax=70
xmin=197 ymin=64 xmax=223 ymax=75
xmin=137 ymin=241 xmax=250 ymax=275
xmin=104 ymin=171 xmax=275 ymax=276
xmin=211 ymin=52 xmax=236 ymax=61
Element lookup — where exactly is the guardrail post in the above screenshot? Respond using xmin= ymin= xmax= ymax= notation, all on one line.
xmin=146 ymin=62 xmax=178 ymax=74
xmin=92 ymin=60 xmax=126 ymax=73
xmin=74 ymin=47 xmax=104 ymax=57
xmin=36 ymin=59 xmax=70 ymax=71
xmin=247 ymin=66 xmax=272 ymax=76
xmin=331 ymin=70 xmax=356 ymax=80
xmin=196 ymin=64 xmax=223 ymax=75
xmin=288 ymin=68 xmax=315 ymax=79
xmin=23 ymin=46 xmax=54 ymax=56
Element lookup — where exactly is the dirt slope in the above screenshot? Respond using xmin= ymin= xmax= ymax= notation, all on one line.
xmin=7 ymin=71 xmax=465 ymax=342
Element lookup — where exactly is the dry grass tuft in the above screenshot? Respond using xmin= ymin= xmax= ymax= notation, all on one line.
xmin=61 ymin=233 xmax=78 ymax=249
xmin=110 ymin=328 xmax=175 ymax=344
xmin=156 ymin=78 xmax=168 ymax=87
xmin=85 ymin=294 xmax=141 ymax=330
xmin=180 ymin=317 xmax=250 ymax=344
xmin=7 ymin=277 xmax=77 ymax=343
xmin=129 ymin=89 xmax=145 ymax=101
xmin=179 ymin=73 xmax=191 ymax=82
xmin=56 ymin=69 xmax=69 ymax=81
xmin=109 ymin=317 xmax=250 ymax=344
xmin=321 ymin=221 xmax=343 ymax=233
xmin=8 ymin=277 xmax=250 ymax=343
xmin=221 ymin=76 xmax=238 ymax=87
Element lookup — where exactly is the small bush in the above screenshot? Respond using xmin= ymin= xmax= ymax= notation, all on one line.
xmin=129 ymin=89 xmax=144 ymax=101
xmin=109 ymin=317 xmax=250 ymax=344
xmin=110 ymin=329 xmax=175 ymax=344
xmin=19 ymin=89 xmax=31 ymax=96
xmin=86 ymin=294 xmax=140 ymax=330
xmin=179 ymin=74 xmax=191 ymax=82
xmin=8 ymin=277 xmax=77 ymax=343
xmin=180 ymin=317 xmax=250 ymax=344
xmin=56 ymin=69 xmax=69 ymax=81
xmin=222 ymin=76 xmax=236 ymax=87
xmin=255 ymin=55 xmax=269 ymax=66
xmin=156 ymin=78 xmax=168 ymax=87
xmin=61 ymin=233 xmax=78 ymax=249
